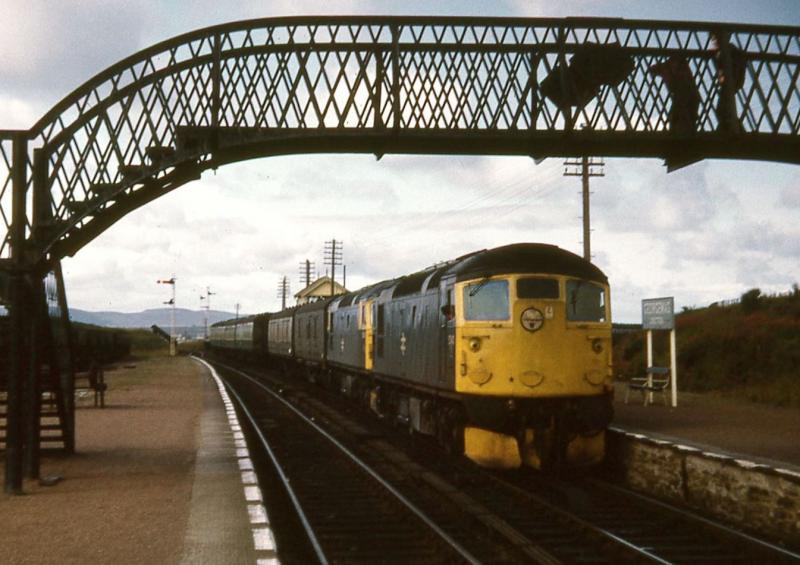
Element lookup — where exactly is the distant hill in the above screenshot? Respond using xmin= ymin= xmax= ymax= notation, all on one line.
xmin=69 ymin=307 xmax=243 ymax=328
xmin=613 ymin=287 xmax=800 ymax=407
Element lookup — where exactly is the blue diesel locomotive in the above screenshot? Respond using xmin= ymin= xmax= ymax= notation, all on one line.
xmin=208 ymin=243 xmax=614 ymax=469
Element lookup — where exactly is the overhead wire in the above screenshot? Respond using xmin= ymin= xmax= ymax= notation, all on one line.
xmin=357 ymin=160 xmax=568 ymax=252
xmin=354 ymin=160 xmax=578 ymax=265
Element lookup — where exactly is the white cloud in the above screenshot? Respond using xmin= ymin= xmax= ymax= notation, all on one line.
xmin=0 ymin=96 xmax=40 ymax=130
xmin=780 ymin=184 xmax=800 ymax=208
xmin=0 ymin=0 xmax=52 ymax=76
xmin=1 ymin=1 xmax=148 ymax=101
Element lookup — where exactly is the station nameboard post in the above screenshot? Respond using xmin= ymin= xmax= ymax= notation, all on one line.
xmin=641 ymin=297 xmax=678 ymax=407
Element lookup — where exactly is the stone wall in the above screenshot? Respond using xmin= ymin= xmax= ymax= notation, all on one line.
xmin=605 ymin=428 xmax=800 ymax=546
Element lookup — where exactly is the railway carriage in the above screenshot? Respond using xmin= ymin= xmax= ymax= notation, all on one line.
xmin=293 ymin=298 xmax=331 ymax=366
xmin=267 ymin=308 xmax=295 ymax=358
xmin=252 ymin=313 xmax=271 ymax=356
xmin=208 ymin=315 xmax=257 ymax=352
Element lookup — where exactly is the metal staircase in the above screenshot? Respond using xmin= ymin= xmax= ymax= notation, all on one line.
xmin=0 ymin=383 xmax=70 ymax=452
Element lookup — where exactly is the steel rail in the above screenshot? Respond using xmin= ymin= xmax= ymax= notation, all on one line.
xmin=460 ymin=458 xmax=672 ymax=563
xmin=478 ymin=464 xmax=800 ymax=563
xmin=588 ymin=478 xmax=800 ymax=562
xmin=210 ymin=358 xmax=484 ymax=565
xmin=194 ymin=357 xmax=329 ymax=565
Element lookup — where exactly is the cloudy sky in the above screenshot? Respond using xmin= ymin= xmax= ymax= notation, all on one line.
xmin=2 ymin=1 xmax=799 ymax=322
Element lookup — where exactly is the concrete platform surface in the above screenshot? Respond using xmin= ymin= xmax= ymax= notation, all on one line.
xmin=0 ymin=355 xmax=276 ymax=565
xmin=614 ymin=383 xmax=800 ymax=470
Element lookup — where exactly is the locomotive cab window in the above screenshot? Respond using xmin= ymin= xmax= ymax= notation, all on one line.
xmin=517 ymin=278 xmax=559 ymax=299
xmin=566 ymin=280 xmax=607 ymax=322
xmin=464 ymin=279 xmax=510 ymax=321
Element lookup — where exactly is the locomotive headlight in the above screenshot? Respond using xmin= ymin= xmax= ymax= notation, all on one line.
xmin=468 ymin=337 xmax=482 ymax=352
xmin=591 ymin=338 xmax=604 ymax=354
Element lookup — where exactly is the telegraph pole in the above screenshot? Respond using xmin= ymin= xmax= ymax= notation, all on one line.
xmin=277 ymin=276 xmax=290 ymax=309
xmin=298 ymin=260 xmax=315 ymax=289
xmin=324 ymin=239 xmax=343 ymax=297
xmin=564 ymin=156 xmax=604 ymax=260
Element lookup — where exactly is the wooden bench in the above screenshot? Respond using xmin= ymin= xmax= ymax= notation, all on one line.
xmin=624 ymin=366 xmax=670 ymax=406
xmin=74 ymin=364 xmax=107 ymax=408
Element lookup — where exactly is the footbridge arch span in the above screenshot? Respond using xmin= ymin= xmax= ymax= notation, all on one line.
xmin=1 ymin=16 xmax=799 ymax=263
xmin=2 ymin=14 xmax=799 ymax=494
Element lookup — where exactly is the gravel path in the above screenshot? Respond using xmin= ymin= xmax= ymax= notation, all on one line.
xmin=0 ymin=355 xmax=204 ymax=565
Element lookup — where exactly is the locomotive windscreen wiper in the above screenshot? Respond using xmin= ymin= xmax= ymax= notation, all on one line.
xmin=568 ymin=280 xmax=584 ymax=315
xmin=469 ymin=275 xmax=492 ymax=297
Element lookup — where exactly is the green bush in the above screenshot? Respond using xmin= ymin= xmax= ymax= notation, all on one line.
xmin=740 ymin=288 xmax=762 ymax=313
xmin=126 ymin=329 xmax=169 ymax=356
xmin=613 ymin=288 xmax=800 ymax=408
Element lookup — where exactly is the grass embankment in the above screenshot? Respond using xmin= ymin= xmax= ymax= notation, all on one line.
xmin=125 ymin=328 xmax=204 ymax=358
xmin=613 ymin=288 xmax=800 ymax=408
xmin=126 ymin=328 xmax=169 ymax=358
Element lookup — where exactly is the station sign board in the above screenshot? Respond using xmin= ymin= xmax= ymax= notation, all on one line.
xmin=642 ymin=297 xmax=675 ymax=330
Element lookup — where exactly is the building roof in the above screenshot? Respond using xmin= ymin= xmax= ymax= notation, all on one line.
xmin=294 ymin=276 xmax=347 ymax=302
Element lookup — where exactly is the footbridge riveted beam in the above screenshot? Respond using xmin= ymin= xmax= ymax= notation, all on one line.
xmin=1 ymin=16 xmax=799 ymax=263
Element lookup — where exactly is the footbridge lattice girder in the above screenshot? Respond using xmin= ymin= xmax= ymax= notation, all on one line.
xmin=0 ymin=16 xmax=799 ymax=262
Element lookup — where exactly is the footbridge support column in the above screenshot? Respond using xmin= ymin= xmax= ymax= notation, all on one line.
xmin=5 ymin=131 xmax=30 ymax=493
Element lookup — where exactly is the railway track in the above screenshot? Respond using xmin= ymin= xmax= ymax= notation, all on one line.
xmin=452 ymin=461 xmax=800 ymax=564
xmin=207 ymin=360 xmax=481 ymax=564
xmin=205 ymin=357 xmax=800 ymax=564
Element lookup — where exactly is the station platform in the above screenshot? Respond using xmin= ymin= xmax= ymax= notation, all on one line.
xmin=0 ymin=355 xmax=276 ymax=565
xmin=613 ymin=383 xmax=800 ymax=471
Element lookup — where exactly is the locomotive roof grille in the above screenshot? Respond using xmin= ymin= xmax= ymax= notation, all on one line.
xmin=296 ymin=297 xmax=335 ymax=314
xmin=425 ymin=249 xmax=483 ymax=289
xmin=425 ymin=265 xmax=453 ymax=289
xmin=393 ymin=270 xmax=431 ymax=298
xmin=357 ymin=279 xmax=398 ymax=301
xmin=338 ymin=293 xmax=358 ymax=307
